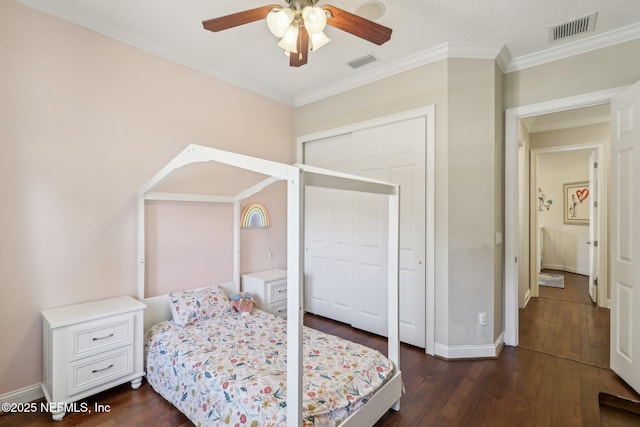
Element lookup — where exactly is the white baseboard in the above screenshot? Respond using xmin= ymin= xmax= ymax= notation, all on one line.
xmin=0 ymin=384 xmax=44 ymax=411
xmin=435 ymin=333 xmax=504 ymax=359
xmin=522 ymin=289 xmax=531 ymax=308
xmin=541 ymin=263 xmax=588 ymax=276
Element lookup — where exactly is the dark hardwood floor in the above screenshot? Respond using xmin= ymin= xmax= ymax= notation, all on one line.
xmin=519 ymin=270 xmax=610 ymax=368
xmin=2 ymin=303 xmax=639 ymax=426
xmin=537 ymin=269 xmax=594 ymax=304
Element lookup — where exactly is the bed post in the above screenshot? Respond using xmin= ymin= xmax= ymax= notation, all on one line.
xmin=388 ymin=187 xmax=401 ymax=411
xmin=233 ymin=199 xmax=241 ymax=289
xmin=286 ymin=167 xmax=304 ymax=427
xmin=137 ymin=194 xmax=145 ymax=300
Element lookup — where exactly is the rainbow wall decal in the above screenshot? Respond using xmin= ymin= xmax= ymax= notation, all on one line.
xmin=240 ymin=203 xmax=270 ymax=228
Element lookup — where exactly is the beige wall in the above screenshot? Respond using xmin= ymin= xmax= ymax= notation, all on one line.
xmin=530 ymin=123 xmax=610 ymax=150
xmin=504 ymin=39 xmax=640 ymax=109
xmin=296 ymin=58 xmax=503 ymax=350
xmin=447 ymin=58 xmax=501 ymax=347
xmin=0 ymin=1 xmax=294 ymax=394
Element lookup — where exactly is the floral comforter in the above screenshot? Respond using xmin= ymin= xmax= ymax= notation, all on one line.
xmin=144 ymin=310 xmax=394 ymax=426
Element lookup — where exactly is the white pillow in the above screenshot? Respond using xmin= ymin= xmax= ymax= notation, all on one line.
xmin=168 ymin=286 xmax=231 ymax=327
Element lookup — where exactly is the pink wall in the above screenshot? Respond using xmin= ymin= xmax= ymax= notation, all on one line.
xmin=0 ymin=1 xmax=294 ymax=394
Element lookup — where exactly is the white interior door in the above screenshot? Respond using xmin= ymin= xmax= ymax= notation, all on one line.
xmin=588 ymin=150 xmax=598 ymax=303
xmin=610 ymin=80 xmax=640 ymax=393
xmin=304 ymin=117 xmax=426 ymax=347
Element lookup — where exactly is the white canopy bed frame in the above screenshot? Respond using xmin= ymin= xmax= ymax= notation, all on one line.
xmin=136 ymin=144 xmax=402 ymax=426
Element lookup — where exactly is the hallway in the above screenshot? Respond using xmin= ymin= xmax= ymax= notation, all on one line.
xmin=519 ymin=270 xmax=610 ymax=368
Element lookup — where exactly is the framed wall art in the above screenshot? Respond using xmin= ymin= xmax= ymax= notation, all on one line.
xmin=563 ymin=181 xmax=590 ymax=225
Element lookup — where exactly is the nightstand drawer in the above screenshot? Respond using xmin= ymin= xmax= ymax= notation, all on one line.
xmin=269 ymin=301 xmax=287 ymax=318
xmin=242 ymin=269 xmax=287 ymax=315
xmin=68 ymin=345 xmax=134 ymax=396
xmin=69 ymin=314 xmax=133 ymax=360
xmin=268 ymin=279 xmax=288 ymax=304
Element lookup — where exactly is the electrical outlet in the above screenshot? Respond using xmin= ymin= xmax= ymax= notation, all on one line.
xmin=479 ymin=312 xmax=488 ymax=326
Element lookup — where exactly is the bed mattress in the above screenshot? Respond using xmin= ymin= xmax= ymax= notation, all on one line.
xmin=144 ymin=310 xmax=393 ymax=426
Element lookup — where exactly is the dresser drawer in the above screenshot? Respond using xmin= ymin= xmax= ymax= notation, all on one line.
xmin=68 ymin=345 xmax=134 ymax=396
xmin=68 ymin=314 xmax=134 ymax=360
xmin=268 ymin=279 xmax=288 ymax=304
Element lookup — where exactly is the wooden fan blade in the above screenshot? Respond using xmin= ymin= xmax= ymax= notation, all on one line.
xmin=290 ymin=27 xmax=309 ymax=67
xmin=323 ymin=5 xmax=392 ymax=45
xmin=203 ymin=5 xmax=280 ymax=32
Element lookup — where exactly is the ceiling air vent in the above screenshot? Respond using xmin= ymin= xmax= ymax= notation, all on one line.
xmin=348 ymin=54 xmax=378 ymax=69
xmin=549 ymin=12 xmax=597 ymax=42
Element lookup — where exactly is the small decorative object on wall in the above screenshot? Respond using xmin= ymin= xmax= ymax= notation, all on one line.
xmin=564 ymin=181 xmax=590 ymax=225
xmin=537 ymin=188 xmax=553 ymax=211
xmin=241 ymin=203 xmax=270 ymax=228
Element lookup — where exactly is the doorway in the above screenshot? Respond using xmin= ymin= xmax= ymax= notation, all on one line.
xmin=504 ymin=88 xmax=624 ymax=346
xmin=529 ymin=142 xmax=607 ymax=305
xmin=519 ymin=137 xmax=610 ymax=367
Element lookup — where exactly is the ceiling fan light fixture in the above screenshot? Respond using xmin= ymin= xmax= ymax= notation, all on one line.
xmin=310 ymin=31 xmax=330 ymax=51
xmin=277 ymin=24 xmax=299 ymax=53
xmin=202 ymin=2 xmax=392 ymax=68
xmin=266 ymin=8 xmax=295 ymax=37
xmin=355 ymin=1 xmax=386 ymax=21
xmin=302 ymin=6 xmax=327 ymax=34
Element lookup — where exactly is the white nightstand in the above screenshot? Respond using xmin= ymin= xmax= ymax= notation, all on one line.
xmin=41 ymin=295 xmax=146 ymax=420
xmin=242 ymin=269 xmax=287 ymax=317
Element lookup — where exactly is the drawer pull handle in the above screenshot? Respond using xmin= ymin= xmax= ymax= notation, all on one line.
xmin=92 ymin=364 xmax=114 ymax=374
xmin=278 ymin=309 xmax=286 ymax=313
xmin=278 ymin=289 xmax=286 ymax=293
xmin=92 ymin=333 xmax=115 ymax=341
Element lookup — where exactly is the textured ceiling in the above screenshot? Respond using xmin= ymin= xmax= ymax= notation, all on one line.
xmin=16 ymin=0 xmax=640 ymax=106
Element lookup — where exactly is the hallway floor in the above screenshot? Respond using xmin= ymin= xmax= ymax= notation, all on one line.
xmin=519 ymin=270 xmax=610 ymax=368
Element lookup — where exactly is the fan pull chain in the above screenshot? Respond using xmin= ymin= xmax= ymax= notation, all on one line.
xmin=298 ymin=23 xmax=303 ymax=61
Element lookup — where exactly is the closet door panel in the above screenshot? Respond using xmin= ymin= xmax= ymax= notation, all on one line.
xmin=304 ymin=117 xmax=426 ymax=347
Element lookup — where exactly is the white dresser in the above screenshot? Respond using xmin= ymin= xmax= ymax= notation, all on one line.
xmin=41 ymin=296 xmax=146 ymax=420
xmin=242 ymin=269 xmax=287 ymax=317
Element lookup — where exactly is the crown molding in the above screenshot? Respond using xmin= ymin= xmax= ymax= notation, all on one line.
xmin=18 ymin=0 xmax=638 ymax=106
xmin=294 ymin=42 xmax=504 ymax=106
xmin=295 ymin=21 xmax=640 ymax=106
xmin=294 ymin=43 xmax=448 ymax=106
xmin=506 ymin=22 xmax=640 ymax=73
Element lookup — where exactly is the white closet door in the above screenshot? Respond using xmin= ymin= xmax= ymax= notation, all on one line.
xmin=304 ymin=134 xmax=357 ymax=325
xmin=304 ymin=117 xmax=426 ymax=347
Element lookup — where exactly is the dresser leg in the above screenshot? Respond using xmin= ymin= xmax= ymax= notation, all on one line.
xmin=130 ymin=377 xmax=143 ymax=389
xmin=51 ymin=410 xmax=66 ymax=421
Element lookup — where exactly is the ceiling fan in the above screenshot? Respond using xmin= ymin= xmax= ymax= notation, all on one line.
xmin=202 ymin=0 xmax=392 ymax=67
